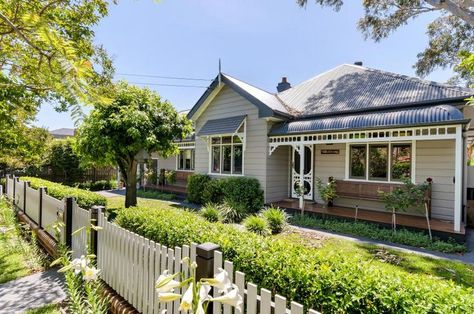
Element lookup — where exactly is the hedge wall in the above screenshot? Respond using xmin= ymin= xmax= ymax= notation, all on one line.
xmin=21 ymin=177 xmax=107 ymax=209
xmin=115 ymin=206 xmax=474 ymax=313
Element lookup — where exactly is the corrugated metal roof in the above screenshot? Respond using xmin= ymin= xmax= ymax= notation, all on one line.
xmin=269 ymin=105 xmax=465 ymax=135
xmin=278 ymin=64 xmax=474 ymax=117
xmin=49 ymin=128 xmax=75 ymax=137
xmin=223 ymin=74 xmax=291 ymax=115
xmin=197 ymin=115 xmax=246 ymax=136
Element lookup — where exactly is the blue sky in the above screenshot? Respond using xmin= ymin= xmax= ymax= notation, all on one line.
xmin=35 ymin=0 xmax=449 ymax=130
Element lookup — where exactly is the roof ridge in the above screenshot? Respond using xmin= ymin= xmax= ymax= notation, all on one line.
xmin=221 ymin=73 xmax=275 ymax=96
xmin=345 ymin=63 xmax=474 ymax=94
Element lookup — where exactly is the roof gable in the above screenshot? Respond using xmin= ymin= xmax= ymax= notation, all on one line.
xmin=187 ymin=74 xmax=291 ymax=120
xmin=278 ymin=64 xmax=474 ymax=117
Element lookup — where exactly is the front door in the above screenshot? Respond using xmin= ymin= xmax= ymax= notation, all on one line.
xmin=291 ymin=145 xmax=313 ymax=199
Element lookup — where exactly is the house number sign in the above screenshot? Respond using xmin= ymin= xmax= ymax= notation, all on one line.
xmin=321 ymin=149 xmax=339 ymax=154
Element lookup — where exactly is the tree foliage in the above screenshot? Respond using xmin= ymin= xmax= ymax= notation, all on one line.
xmin=45 ymin=138 xmax=85 ymax=184
xmin=0 ymin=0 xmax=115 ymax=111
xmin=75 ymin=81 xmax=192 ymax=207
xmin=297 ymin=0 xmax=474 ymax=84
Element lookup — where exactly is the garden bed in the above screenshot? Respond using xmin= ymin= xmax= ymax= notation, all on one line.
xmin=114 ymin=202 xmax=474 ymax=313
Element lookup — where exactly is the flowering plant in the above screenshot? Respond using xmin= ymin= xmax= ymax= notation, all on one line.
xmin=156 ymin=257 xmax=243 ymax=313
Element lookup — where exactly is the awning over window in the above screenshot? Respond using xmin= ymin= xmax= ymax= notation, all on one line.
xmin=197 ymin=115 xmax=246 ymax=136
xmin=269 ymin=105 xmax=466 ymax=136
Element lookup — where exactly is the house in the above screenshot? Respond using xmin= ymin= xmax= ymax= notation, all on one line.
xmin=151 ymin=63 xmax=474 ymax=239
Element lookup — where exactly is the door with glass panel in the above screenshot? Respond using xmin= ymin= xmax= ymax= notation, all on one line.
xmin=291 ymin=145 xmax=313 ymax=199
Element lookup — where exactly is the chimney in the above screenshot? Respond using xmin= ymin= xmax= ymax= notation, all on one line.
xmin=354 ymin=61 xmax=363 ymax=66
xmin=277 ymin=77 xmax=291 ymax=92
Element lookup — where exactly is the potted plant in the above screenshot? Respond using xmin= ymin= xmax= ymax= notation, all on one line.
xmin=316 ymin=176 xmax=338 ymax=208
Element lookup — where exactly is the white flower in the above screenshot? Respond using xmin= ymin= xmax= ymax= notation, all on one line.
xmin=70 ymin=255 xmax=87 ymax=275
xmin=210 ymin=285 xmax=243 ymax=312
xmin=155 ymin=270 xmax=181 ymax=293
xmin=199 ymin=284 xmax=211 ymax=301
xmin=157 ymin=292 xmax=181 ymax=302
xmin=196 ymin=300 xmax=205 ymax=314
xmin=83 ymin=266 xmax=100 ymax=281
xmin=202 ymin=268 xmax=232 ymax=293
xmin=179 ymin=283 xmax=194 ymax=311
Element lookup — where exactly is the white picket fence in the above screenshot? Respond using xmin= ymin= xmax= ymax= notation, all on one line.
xmin=5 ymin=176 xmax=320 ymax=314
xmin=97 ymin=211 xmax=320 ymax=314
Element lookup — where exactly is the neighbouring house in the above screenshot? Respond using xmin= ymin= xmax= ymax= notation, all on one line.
xmin=151 ymin=63 xmax=474 ymax=239
xmin=49 ymin=128 xmax=75 ymax=139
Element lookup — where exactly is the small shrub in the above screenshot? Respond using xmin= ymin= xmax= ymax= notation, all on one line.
xmin=200 ymin=203 xmax=220 ymax=222
xmin=218 ymin=201 xmax=247 ymax=223
xmin=21 ymin=177 xmax=106 ymax=209
xmin=221 ymin=177 xmax=264 ymax=214
xmin=244 ymin=215 xmax=270 ymax=236
xmin=75 ymin=180 xmax=117 ymax=191
xmin=187 ymin=174 xmax=211 ymax=204
xmin=202 ymin=179 xmax=224 ymax=204
xmin=261 ymin=206 xmax=288 ymax=234
xmin=137 ymin=190 xmax=176 ymax=201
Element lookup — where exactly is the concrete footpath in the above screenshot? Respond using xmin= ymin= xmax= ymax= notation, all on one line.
xmin=0 ymin=269 xmax=66 ymax=313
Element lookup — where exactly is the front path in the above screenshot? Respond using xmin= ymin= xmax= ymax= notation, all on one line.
xmin=0 ymin=269 xmax=66 ymax=313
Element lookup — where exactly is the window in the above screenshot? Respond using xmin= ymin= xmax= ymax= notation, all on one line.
xmin=391 ymin=144 xmax=411 ymax=181
xmin=369 ymin=145 xmax=388 ymax=181
xmin=211 ymin=135 xmax=244 ymax=175
xmin=349 ymin=145 xmax=366 ymax=179
xmin=348 ymin=143 xmax=412 ymax=182
xmin=177 ymin=149 xmax=194 ymax=171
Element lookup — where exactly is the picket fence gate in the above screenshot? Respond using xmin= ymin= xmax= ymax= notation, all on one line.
xmin=4 ymin=176 xmax=321 ymax=314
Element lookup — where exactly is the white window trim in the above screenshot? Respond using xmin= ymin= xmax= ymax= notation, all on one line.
xmin=207 ymin=133 xmax=245 ymax=176
xmin=344 ymin=141 xmax=414 ymax=184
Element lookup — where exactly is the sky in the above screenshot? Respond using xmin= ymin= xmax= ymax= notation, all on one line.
xmin=34 ymin=0 xmax=451 ymax=130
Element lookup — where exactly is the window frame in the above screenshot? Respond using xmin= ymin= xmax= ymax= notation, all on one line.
xmin=176 ymin=148 xmax=195 ymax=172
xmin=209 ymin=134 xmax=245 ymax=176
xmin=346 ymin=141 xmax=414 ymax=183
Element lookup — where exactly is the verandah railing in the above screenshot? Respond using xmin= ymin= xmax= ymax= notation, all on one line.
xmin=4 ymin=175 xmax=320 ymax=314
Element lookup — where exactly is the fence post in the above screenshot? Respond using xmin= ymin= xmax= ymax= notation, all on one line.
xmin=64 ymin=197 xmax=74 ymax=248
xmin=90 ymin=205 xmax=104 ymax=257
xmin=12 ymin=176 xmax=16 ymax=205
xmin=196 ymin=242 xmax=220 ymax=280
xmin=23 ymin=181 xmax=29 ymax=215
xmin=38 ymin=187 xmax=47 ymax=229
xmin=4 ymin=174 xmax=10 ymax=195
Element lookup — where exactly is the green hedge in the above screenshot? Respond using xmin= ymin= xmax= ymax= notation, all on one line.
xmin=22 ymin=177 xmax=106 ymax=209
xmin=115 ymin=206 xmax=474 ymax=313
xmin=187 ymin=174 xmax=264 ymax=213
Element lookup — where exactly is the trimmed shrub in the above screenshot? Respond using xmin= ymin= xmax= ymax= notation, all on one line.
xmin=137 ymin=190 xmax=176 ymax=201
xmin=261 ymin=206 xmax=288 ymax=234
xmin=187 ymin=174 xmax=210 ymax=204
xmin=221 ymin=177 xmax=264 ymax=214
xmin=74 ymin=180 xmax=117 ymax=191
xmin=244 ymin=215 xmax=270 ymax=236
xmin=218 ymin=201 xmax=247 ymax=223
xmin=115 ymin=206 xmax=474 ymax=313
xmin=202 ymin=179 xmax=224 ymax=204
xmin=22 ymin=177 xmax=106 ymax=209
xmin=200 ymin=203 xmax=220 ymax=222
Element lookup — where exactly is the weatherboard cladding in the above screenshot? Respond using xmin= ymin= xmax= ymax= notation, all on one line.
xmin=269 ymin=105 xmax=464 ymax=135
xmin=277 ymin=64 xmax=474 ymax=117
xmin=196 ymin=115 xmax=246 ymax=136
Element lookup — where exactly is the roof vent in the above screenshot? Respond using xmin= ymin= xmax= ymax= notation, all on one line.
xmin=354 ymin=61 xmax=363 ymax=66
xmin=277 ymin=77 xmax=291 ymax=92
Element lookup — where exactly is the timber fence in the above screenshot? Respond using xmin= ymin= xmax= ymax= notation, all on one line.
xmin=3 ymin=175 xmax=320 ymax=314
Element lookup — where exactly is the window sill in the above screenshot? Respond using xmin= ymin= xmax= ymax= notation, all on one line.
xmin=208 ymin=172 xmax=245 ymax=177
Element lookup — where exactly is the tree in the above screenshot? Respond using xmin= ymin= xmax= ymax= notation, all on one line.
xmin=46 ymin=139 xmax=85 ymax=184
xmin=0 ymin=0 xmax=115 ymax=113
xmin=75 ymin=82 xmax=192 ymax=207
xmin=297 ymin=1 xmax=474 ymax=84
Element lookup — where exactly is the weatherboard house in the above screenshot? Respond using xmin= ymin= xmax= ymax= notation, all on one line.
xmin=152 ymin=63 xmax=474 ymax=239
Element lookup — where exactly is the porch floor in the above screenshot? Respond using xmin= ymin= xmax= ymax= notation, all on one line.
xmin=273 ymin=199 xmax=465 ymax=237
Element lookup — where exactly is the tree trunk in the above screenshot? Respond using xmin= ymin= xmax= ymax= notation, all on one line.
xmin=125 ymin=160 xmax=138 ymax=208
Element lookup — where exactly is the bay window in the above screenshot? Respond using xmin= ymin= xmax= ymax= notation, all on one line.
xmin=349 ymin=143 xmax=412 ymax=182
xmin=210 ymin=135 xmax=244 ymax=175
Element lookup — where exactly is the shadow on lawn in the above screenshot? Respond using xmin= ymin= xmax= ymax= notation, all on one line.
xmin=355 ymin=243 xmax=474 ymax=289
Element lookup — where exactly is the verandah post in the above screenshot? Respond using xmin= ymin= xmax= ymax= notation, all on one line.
xmin=64 ymin=197 xmax=74 ymax=248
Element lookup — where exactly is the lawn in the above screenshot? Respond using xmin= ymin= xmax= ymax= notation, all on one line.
xmin=107 ymin=195 xmax=474 ymax=289
xmin=26 ymin=304 xmax=61 ymax=314
xmin=0 ymin=197 xmax=47 ymax=284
